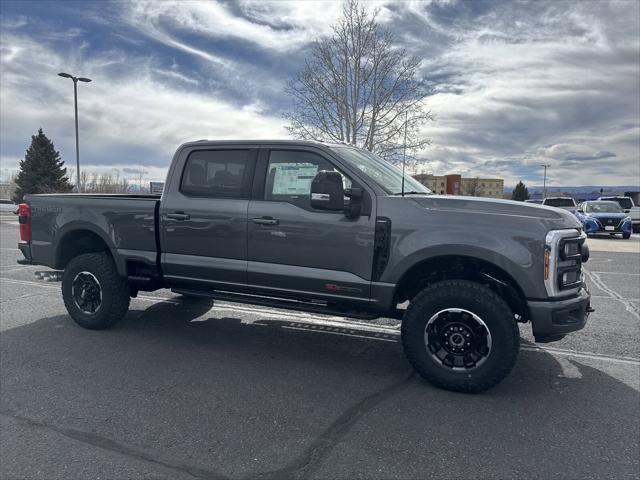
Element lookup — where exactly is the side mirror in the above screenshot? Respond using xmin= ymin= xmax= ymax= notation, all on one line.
xmin=310 ymin=171 xmax=344 ymax=211
xmin=577 ymin=209 xmax=584 ymax=214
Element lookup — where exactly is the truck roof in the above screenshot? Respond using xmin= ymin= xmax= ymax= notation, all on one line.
xmin=178 ymin=139 xmax=354 ymax=149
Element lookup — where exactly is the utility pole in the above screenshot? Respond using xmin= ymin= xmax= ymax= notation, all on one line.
xmin=58 ymin=73 xmax=92 ymax=192
xmin=540 ymin=164 xmax=550 ymax=198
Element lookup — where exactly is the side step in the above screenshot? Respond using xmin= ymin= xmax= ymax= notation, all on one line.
xmin=171 ymin=287 xmax=404 ymax=321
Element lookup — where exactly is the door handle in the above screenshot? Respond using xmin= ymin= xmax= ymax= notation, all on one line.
xmin=166 ymin=212 xmax=190 ymax=221
xmin=252 ymin=217 xmax=279 ymax=226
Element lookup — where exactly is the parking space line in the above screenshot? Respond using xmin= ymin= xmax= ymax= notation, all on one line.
xmin=588 ymin=271 xmax=640 ymax=276
xmin=0 ymin=266 xmax=31 ymax=272
xmin=520 ymin=346 xmax=640 ymax=366
xmin=283 ymin=325 xmax=398 ymax=342
xmin=584 ymin=270 xmax=640 ymax=320
xmin=591 ymin=295 xmax=640 ymax=301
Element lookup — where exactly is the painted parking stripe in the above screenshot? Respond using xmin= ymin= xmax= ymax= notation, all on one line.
xmin=587 ymin=271 xmax=640 ymax=276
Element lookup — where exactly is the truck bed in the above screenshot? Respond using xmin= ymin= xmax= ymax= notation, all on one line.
xmin=23 ymin=193 xmax=161 ymax=275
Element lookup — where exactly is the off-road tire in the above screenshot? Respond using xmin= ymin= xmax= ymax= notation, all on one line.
xmin=401 ymin=280 xmax=519 ymax=393
xmin=62 ymin=252 xmax=130 ymax=330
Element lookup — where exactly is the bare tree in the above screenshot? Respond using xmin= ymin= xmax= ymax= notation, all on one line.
xmin=80 ymin=171 xmax=89 ymax=192
xmin=284 ymin=0 xmax=433 ymax=161
xmin=0 ymin=173 xmax=18 ymax=200
xmin=82 ymin=171 xmax=130 ymax=194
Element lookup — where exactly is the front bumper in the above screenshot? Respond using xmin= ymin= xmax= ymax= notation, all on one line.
xmin=527 ymin=287 xmax=592 ymax=343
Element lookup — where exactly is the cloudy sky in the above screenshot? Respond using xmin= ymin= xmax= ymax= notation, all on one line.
xmin=1 ymin=0 xmax=639 ymax=187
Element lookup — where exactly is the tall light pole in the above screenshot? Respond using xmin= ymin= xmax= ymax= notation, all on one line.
xmin=58 ymin=73 xmax=92 ymax=192
xmin=540 ymin=163 xmax=550 ymax=198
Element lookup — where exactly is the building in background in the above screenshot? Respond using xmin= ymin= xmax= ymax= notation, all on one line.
xmin=413 ymin=174 xmax=504 ymax=198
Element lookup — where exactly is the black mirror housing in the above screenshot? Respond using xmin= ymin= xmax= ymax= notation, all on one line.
xmin=310 ymin=171 xmax=345 ymax=211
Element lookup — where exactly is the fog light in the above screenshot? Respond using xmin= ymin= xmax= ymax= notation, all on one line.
xmin=562 ymin=270 xmax=578 ymax=285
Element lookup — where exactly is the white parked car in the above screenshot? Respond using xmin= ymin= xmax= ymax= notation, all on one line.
xmin=599 ymin=196 xmax=640 ymax=233
xmin=0 ymin=199 xmax=17 ymax=214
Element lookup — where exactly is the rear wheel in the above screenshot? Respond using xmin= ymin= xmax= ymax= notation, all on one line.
xmin=401 ymin=280 xmax=519 ymax=393
xmin=62 ymin=252 xmax=130 ymax=329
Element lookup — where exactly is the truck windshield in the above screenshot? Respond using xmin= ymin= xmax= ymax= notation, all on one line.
xmin=586 ymin=202 xmax=623 ymax=214
xmin=331 ymin=146 xmax=431 ymax=195
xmin=544 ymin=198 xmax=576 ymax=207
xmin=602 ymin=197 xmax=632 ymax=209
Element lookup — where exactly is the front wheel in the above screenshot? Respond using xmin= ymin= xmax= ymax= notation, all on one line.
xmin=623 ymin=232 xmax=631 ymax=239
xmin=62 ymin=252 xmax=131 ymax=329
xmin=401 ymin=280 xmax=519 ymax=393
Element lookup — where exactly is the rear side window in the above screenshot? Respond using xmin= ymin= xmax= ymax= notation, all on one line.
xmin=181 ymin=150 xmax=253 ymax=198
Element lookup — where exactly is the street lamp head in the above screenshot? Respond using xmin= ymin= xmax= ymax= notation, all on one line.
xmin=77 ymin=77 xmax=92 ymax=83
xmin=58 ymin=72 xmax=73 ymax=79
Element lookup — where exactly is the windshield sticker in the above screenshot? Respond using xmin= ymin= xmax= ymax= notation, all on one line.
xmin=271 ymin=163 xmax=319 ymax=195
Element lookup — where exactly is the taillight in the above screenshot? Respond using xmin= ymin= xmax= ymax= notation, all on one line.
xmin=18 ymin=203 xmax=31 ymax=242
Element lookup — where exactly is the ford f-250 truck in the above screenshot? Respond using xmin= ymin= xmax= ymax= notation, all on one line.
xmin=17 ymin=140 xmax=592 ymax=392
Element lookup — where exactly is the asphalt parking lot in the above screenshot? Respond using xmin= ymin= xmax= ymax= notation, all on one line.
xmin=1 ymin=216 xmax=638 ymax=480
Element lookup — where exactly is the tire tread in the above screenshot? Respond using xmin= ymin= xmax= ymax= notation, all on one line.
xmin=62 ymin=252 xmax=130 ymax=330
xmin=401 ymin=279 xmax=519 ymax=393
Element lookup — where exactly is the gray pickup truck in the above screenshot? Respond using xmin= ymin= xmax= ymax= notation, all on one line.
xmin=17 ymin=140 xmax=592 ymax=392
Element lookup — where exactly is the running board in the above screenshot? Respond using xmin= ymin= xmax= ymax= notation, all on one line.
xmin=171 ymin=287 xmax=404 ymax=321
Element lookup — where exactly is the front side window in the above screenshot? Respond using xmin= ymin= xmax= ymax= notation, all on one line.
xmin=181 ymin=150 xmax=252 ymax=198
xmin=264 ymin=150 xmax=351 ymax=209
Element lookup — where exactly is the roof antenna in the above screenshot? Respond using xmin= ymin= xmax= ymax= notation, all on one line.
xmin=401 ymin=111 xmax=408 ymax=197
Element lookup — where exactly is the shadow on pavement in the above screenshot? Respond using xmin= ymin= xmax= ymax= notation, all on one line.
xmin=1 ymin=299 xmax=638 ymax=479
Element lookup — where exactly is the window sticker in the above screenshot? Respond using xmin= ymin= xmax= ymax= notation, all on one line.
xmin=271 ymin=163 xmax=319 ymax=195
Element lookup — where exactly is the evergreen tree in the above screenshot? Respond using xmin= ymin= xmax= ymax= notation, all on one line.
xmin=12 ymin=128 xmax=73 ymax=203
xmin=511 ymin=180 xmax=530 ymax=201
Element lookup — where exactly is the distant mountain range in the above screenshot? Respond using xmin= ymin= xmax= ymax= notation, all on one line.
xmin=504 ymin=185 xmax=640 ymax=193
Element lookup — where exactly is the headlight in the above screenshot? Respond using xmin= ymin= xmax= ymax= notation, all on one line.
xmin=544 ymin=229 xmax=585 ymax=297
xmin=582 ymin=217 xmax=598 ymax=233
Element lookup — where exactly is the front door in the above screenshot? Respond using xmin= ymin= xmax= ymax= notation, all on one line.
xmin=247 ymin=147 xmax=375 ymax=304
xmin=160 ymin=147 xmax=257 ymax=287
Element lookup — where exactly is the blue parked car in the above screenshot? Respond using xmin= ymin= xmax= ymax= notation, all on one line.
xmin=576 ymin=201 xmax=632 ymax=239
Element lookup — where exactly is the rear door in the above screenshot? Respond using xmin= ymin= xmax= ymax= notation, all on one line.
xmin=246 ymin=146 xmax=376 ymax=304
xmin=160 ymin=146 xmax=257 ymax=287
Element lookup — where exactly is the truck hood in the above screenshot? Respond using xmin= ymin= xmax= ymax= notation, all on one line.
xmin=404 ymin=194 xmax=581 ymax=229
